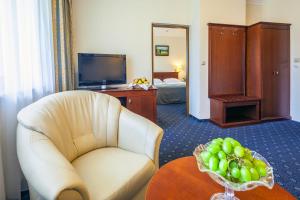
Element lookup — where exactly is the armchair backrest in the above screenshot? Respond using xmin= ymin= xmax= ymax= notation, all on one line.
xmin=17 ymin=91 xmax=121 ymax=161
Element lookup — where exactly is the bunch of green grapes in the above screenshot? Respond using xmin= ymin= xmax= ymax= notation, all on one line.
xmin=199 ymin=137 xmax=268 ymax=183
xmin=133 ymin=77 xmax=150 ymax=85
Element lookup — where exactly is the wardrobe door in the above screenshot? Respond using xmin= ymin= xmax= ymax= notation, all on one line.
xmin=261 ymin=26 xmax=290 ymax=120
xmin=261 ymin=29 xmax=277 ymax=119
xmin=273 ymin=28 xmax=290 ymax=118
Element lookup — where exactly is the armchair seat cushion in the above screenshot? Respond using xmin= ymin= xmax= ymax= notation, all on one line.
xmin=72 ymin=147 xmax=155 ymax=200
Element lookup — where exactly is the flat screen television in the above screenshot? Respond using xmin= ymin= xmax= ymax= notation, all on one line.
xmin=78 ymin=53 xmax=126 ymax=89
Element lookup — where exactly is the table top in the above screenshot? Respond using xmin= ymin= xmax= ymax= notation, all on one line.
xmin=146 ymin=156 xmax=296 ymax=200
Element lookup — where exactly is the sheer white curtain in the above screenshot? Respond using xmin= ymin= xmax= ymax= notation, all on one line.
xmin=0 ymin=0 xmax=55 ymax=199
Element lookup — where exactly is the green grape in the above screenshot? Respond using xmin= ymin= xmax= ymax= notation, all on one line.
xmin=230 ymin=139 xmax=241 ymax=147
xmin=241 ymin=167 xmax=252 ymax=182
xmin=219 ymin=159 xmax=229 ymax=172
xmin=253 ymin=159 xmax=267 ymax=168
xmin=239 ymin=175 xmax=245 ymax=183
xmin=200 ymin=151 xmax=212 ymax=165
xmin=212 ymin=138 xmax=223 ymax=145
xmin=218 ymin=151 xmax=226 ymax=160
xmin=231 ymin=167 xmax=241 ymax=179
xmin=216 ymin=138 xmax=224 ymax=143
xmin=222 ymin=140 xmax=232 ymax=154
xmin=256 ymin=166 xmax=267 ymax=177
xmin=224 ymin=137 xmax=234 ymax=143
xmin=209 ymin=156 xmax=219 ymax=171
xmin=250 ymin=168 xmax=260 ymax=181
xmin=234 ymin=146 xmax=245 ymax=157
xmin=208 ymin=144 xmax=221 ymax=154
xmin=244 ymin=153 xmax=253 ymax=161
xmin=216 ymin=170 xmax=226 ymax=177
xmin=242 ymin=159 xmax=253 ymax=168
xmin=229 ymin=160 xmax=238 ymax=169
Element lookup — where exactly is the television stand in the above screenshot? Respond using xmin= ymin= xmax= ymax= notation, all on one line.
xmin=92 ymin=87 xmax=157 ymax=122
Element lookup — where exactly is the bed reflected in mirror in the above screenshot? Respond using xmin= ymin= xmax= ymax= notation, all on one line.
xmin=152 ymin=25 xmax=189 ymax=113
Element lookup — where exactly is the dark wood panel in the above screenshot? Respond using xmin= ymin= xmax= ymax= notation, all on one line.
xmin=247 ymin=22 xmax=291 ymax=121
xmin=261 ymin=28 xmax=276 ymax=118
xmin=209 ymin=24 xmax=246 ymax=97
xmin=153 ymin=72 xmax=179 ymax=80
xmin=274 ymin=28 xmax=290 ymax=118
xmin=260 ymin=23 xmax=291 ymax=119
xmin=210 ymin=99 xmax=224 ymax=125
xmin=95 ymin=88 xmax=157 ymax=122
xmin=246 ymin=25 xmax=262 ymax=98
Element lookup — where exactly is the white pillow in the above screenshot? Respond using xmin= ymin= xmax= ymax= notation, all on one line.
xmin=163 ymin=78 xmax=181 ymax=83
xmin=154 ymin=78 xmax=163 ymax=85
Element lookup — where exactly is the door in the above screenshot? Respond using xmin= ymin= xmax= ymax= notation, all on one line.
xmin=273 ymin=28 xmax=290 ymax=118
xmin=261 ymin=26 xmax=290 ymax=119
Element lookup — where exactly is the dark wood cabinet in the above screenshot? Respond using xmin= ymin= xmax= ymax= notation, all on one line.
xmin=94 ymin=88 xmax=157 ymax=122
xmin=209 ymin=22 xmax=291 ymax=127
xmin=247 ymin=22 xmax=291 ymax=120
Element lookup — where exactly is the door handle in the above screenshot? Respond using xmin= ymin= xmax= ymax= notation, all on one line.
xmin=273 ymin=71 xmax=279 ymax=76
xmin=128 ymin=98 xmax=132 ymax=104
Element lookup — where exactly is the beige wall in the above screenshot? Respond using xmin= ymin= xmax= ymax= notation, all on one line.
xmin=246 ymin=0 xmax=300 ymax=121
xmin=153 ymin=36 xmax=187 ymax=80
xmin=72 ymin=0 xmax=192 ymax=83
xmin=246 ymin=3 xmax=263 ymax=25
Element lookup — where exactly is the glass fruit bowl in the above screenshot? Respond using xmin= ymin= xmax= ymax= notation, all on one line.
xmin=193 ymin=143 xmax=274 ymax=200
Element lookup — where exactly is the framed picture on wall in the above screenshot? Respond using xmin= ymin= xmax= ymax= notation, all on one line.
xmin=155 ymin=45 xmax=169 ymax=56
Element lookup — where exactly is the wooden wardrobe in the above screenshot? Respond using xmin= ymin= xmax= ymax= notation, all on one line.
xmin=247 ymin=22 xmax=291 ymax=120
xmin=209 ymin=22 xmax=291 ymax=127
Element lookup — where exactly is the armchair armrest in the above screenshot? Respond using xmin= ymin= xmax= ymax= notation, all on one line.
xmin=17 ymin=125 xmax=89 ymax=200
xmin=118 ymin=108 xmax=163 ymax=168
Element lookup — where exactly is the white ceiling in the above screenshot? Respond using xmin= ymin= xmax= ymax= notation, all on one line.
xmin=153 ymin=27 xmax=186 ymax=38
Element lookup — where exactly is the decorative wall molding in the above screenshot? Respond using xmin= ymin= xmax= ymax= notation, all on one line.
xmin=247 ymin=0 xmax=264 ymax=5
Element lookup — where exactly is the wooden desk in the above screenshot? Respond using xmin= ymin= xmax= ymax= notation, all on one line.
xmin=94 ymin=87 xmax=157 ymax=122
xmin=146 ymin=157 xmax=295 ymax=200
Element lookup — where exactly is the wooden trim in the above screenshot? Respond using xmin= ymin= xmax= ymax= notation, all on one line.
xmin=186 ymin=27 xmax=190 ymax=115
xmin=208 ymin=23 xmax=247 ymax=28
xmin=248 ymin=22 xmax=291 ymax=28
xmin=152 ymin=23 xmax=189 ymax=29
xmin=153 ymin=72 xmax=179 ymax=80
xmin=151 ymin=23 xmax=190 ymax=115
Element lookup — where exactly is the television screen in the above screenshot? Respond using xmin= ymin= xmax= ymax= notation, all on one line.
xmin=78 ymin=53 xmax=126 ymax=87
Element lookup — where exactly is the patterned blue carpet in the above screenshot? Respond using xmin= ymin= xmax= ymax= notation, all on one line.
xmin=157 ymin=103 xmax=300 ymax=199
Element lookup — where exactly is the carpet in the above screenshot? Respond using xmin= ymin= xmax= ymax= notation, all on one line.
xmin=157 ymin=103 xmax=300 ymax=199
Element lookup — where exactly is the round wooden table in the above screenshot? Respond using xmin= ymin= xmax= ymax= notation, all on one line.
xmin=146 ymin=156 xmax=296 ymax=200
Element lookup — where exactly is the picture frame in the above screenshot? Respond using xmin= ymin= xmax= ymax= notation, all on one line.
xmin=155 ymin=45 xmax=169 ymax=56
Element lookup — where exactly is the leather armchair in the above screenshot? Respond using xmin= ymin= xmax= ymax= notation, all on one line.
xmin=17 ymin=91 xmax=163 ymax=200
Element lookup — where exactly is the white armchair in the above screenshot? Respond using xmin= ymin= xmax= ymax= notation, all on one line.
xmin=17 ymin=91 xmax=163 ymax=200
